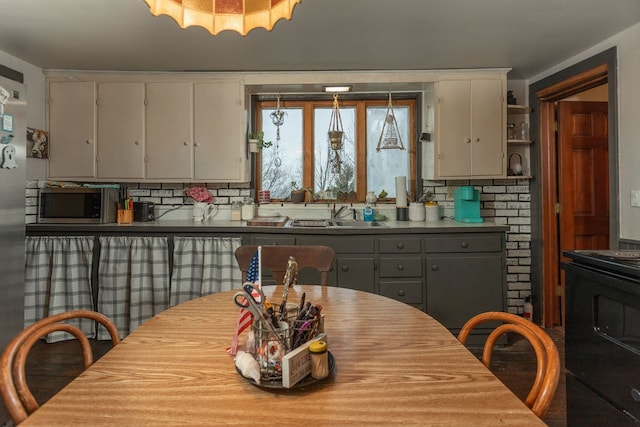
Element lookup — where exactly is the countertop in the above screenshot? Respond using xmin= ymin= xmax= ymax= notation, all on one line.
xmin=27 ymin=218 xmax=508 ymax=235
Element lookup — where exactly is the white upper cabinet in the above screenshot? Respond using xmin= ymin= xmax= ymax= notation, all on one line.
xmin=46 ymin=77 xmax=248 ymax=182
xmin=435 ymin=78 xmax=505 ymax=178
xmin=48 ymin=82 xmax=97 ymax=179
xmin=145 ymin=82 xmax=193 ymax=180
xmin=96 ymin=82 xmax=146 ymax=180
xmin=193 ymin=81 xmax=247 ymax=182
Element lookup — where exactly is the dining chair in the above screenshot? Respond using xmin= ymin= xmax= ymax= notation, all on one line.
xmin=0 ymin=310 xmax=121 ymax=425
xmin=457 ymin=311 xmax=560 ymax=419
xmin=235 ymin=245 xmax=336 ymax=285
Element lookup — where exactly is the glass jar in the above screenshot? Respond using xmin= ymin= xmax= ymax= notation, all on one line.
xmin=230 ymin=201 xmax=242 ymax=221
xmin=519 ymin=122 xmax=529 ymax=140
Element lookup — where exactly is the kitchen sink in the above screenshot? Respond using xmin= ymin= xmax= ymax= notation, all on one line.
xmin=332 ymin=220 xmax=384 ymax=227
xmin=287 ymin=219 xmax=384 ymax=228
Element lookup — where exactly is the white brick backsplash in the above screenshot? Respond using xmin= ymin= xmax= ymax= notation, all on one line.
xmin=508 ymin=234 xmax=531 ymax=241
xmin=495 ymin=193 xmax=518 ymax=201
xmin=495 ymin=209 xmax=519 ymax=217
xmin=508 ymin=217 xmax=531 ymax=225
xmin=218 ymin=189 xmax=240 ymax=197
xmin=151 ymin=189 xmax=174 ymax=198
xmin=128 ymin=189 xmax=151 ymax=197
xmin=481 ymin=186 xmax=506 ymax=193
xmin=507 ymin=185 xmax=529 ymax=193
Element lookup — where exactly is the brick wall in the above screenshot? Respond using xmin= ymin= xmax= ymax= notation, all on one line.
xmin=422 ymin=179 xmax=532 ymax=315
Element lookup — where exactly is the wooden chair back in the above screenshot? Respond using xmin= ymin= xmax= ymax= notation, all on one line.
xmin=0 ymin=310 xmax=120 ymax=425
xmin=458 ymin=311 xmax=560 ymax=419
xmin=235 ymin=245 xmax=335 ymax=286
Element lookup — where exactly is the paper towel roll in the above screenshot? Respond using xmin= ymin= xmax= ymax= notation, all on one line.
xmin=395 ymin=176 xmax=407 ymax=207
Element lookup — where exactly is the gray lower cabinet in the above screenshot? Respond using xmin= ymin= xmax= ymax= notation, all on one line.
xmin=425 ymin=233 xmax=506 ymax=338
xmin=378 ymin=236 xmax=424 ymax=310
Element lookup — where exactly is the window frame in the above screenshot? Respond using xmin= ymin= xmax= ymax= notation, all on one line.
xmin=254 ymin=94 xmax=419 ymax=203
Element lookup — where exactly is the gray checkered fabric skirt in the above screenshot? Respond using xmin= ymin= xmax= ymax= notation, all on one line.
xmin=97 ymin=236 xmax=170 ymax=340
xmin=170 ymin=236 xmax=242 ymax=306
xmin=24 ymin=236 xmax=95 ymax=342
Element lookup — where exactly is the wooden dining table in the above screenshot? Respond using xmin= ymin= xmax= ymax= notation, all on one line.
xmin=23 ymin=285 xmax=544 ymax=426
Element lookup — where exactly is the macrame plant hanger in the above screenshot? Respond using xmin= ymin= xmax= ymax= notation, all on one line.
xmin=328 ymin=94 xmax=344 ymax=172
xmin=376 ymin=92 xmax=405 ymax=151
xmin=270 ymin=94 xmax=285 ymax=167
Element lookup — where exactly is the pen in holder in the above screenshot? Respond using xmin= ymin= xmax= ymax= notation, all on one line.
xmin=117 ymin=209 xmax=133 ymax=224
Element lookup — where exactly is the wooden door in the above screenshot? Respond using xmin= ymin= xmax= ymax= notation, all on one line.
xmin=558 ymin=101 xmax=609 ymax=253
xmin=146 ymin=82 xmax=193 ymax=180
xmin=48 ymin=82 xmax=97 ymax=179
xmin=97 ymin=82 xmax=145 ymax=179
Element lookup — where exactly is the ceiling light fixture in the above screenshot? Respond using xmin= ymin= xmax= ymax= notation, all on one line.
xmin=144 ymin=0 xmax=302 ymax=36
xmin=323 ymin=85 xmax=352 ymax=93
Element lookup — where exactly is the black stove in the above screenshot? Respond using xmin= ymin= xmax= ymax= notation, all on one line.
xmin=565 ymin=250 xmax=640 ymax=279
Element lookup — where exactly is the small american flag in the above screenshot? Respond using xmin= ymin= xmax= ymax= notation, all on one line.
xmin=228 ymin=248 xmax=261 ymax=355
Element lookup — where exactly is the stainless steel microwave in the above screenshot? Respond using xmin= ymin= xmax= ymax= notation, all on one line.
xmin=38 ymin=187 xmax=119 ymax=223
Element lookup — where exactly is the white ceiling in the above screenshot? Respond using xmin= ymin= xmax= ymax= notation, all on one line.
xmin=1 ymin=0 xmax=640 ymax=80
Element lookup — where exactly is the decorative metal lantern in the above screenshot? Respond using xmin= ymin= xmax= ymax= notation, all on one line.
xmin=376 ymin=93 xmax=405 ymax=151
xmin=328 ymin=94 xmax=344 ymax=151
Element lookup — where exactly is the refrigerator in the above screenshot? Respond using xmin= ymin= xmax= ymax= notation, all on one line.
xmin=0 ymin=68 xmax=26 ymax=354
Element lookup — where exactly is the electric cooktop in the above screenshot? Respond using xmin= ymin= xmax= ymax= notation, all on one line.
xmin=564 ymin=250 xmax=640 ymax=279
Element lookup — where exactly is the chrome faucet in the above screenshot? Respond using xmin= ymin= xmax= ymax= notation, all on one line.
xmin=332 ymin=204 xmax=348 ymax=220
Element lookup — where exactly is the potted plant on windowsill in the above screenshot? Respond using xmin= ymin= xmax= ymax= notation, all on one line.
xmin=248 ymin=131 xmax=272 ymax=153
xmin=290 ymin=181 xmax=306 ymax=203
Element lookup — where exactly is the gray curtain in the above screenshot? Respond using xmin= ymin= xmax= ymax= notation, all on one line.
xmin=24 ymin=236 xmax=94 ymax=342
xmin=170 ymin=236 xmax=242 ymax=306
xmin=97 ymin=236 xmax=170 ymax=339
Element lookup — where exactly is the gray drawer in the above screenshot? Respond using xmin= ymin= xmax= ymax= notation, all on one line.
xmin=424 ymin=234 xmax=503 ymax=253
xmin=252 ymin=236 xmax=296 ymax=245
xmin=380 ymin=280 xmax=423 ymax=305
xmin=379 ymin=237 xmax=421 ymax=254
xmin=298 ymin=236 xmax=374 ymax=254
xmin=379 ymin=257 xmax=423 ymax=277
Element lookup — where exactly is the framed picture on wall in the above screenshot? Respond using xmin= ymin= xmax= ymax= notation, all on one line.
xmin=27 ymin=127 xmax=48 ymax=159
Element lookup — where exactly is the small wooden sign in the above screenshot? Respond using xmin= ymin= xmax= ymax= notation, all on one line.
xmin=281 ymin=333 xmax=327 ymax=388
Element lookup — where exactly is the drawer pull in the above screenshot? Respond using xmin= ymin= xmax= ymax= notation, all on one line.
xmin=398 ymin=289 xmax=405 ymax=297
xmin=431 ymin=265 xmax=439 ymax=271
xmin=341 ymin=265 xmax=349 ymax=272
xmin=632 ymin=388 xmax=640 ymax=402
xmin=460 ymin=242 xmax=469 ymax=249
xmin=396 ymin=242 xmax=405 ymax=250
xmin=397 ymin=264 xmax=404 ymax=271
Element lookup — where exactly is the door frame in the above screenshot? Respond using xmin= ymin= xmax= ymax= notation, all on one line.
xmin=528 ymin=47 xmax=619 ymax=327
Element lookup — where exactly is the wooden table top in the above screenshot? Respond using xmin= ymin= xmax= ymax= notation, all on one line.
xmin=23 ymin=285 xmax=544 ymax=426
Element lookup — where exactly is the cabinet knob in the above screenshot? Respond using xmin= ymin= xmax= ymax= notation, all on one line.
xmin=460 ymin=242 xmax=469 ymax=249
xmin=631 ymin=388 xmax=640 ymax=402
xmin=398 ymin=289 xmax=405 ymax=297
xmin=465 ymin=137 xmax=471 ymax=143
xmin=396 ymin=242 xmax=405 ymax=250
xmin=134 ymin=140 xmax=140 ymax=145
xmin=183 ymin=141 xmax=189 ymax=146
xmin=397 ymin=264 xmax=404 ymax=271
xmin=341 ymin=265 xmax=349 ymax=272
xmin=431 ymin=265 xmax=439 ymax=271
xmin=85 ymin=139 xmax=92 ymax=145
xmin=474 ymin=137 xmax=480 ymax=142
xmin=194 ymin=142 xmax=200 ymax=147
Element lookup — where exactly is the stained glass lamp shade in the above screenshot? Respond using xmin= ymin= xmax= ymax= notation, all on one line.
xmin=144 ymin=0 xmax=302 ymax=36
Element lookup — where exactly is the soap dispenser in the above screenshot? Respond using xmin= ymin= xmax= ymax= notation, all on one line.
xmin=363 ymin=203 xmax=374 ymax=222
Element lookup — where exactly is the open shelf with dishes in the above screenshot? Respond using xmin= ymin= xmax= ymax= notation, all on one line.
xmin=506 ymin=104 xmax=532 ymax=178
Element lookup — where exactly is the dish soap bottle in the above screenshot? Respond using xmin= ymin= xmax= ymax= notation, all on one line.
xmin=363 ymin=203 xmax=374 ymax=222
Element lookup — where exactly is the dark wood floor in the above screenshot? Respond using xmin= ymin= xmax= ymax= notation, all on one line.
xmin=1 ymin=328 xmax=566 ymax=426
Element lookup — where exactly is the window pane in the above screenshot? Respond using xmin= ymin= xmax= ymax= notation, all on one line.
xmin=366 ymin=106 xmax=410 ymax=198
xmin=260 ymin=108 xmax=303 ymax=199
xmin=314 ymin=106 xmax=356 ymax=199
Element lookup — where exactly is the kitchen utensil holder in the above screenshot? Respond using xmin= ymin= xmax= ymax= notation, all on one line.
xmin=117 ymin=209 xmax=133 ymax=224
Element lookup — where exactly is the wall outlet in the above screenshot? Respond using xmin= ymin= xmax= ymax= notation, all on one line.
xmin=631 ymin=190 xmax=640 ymax=207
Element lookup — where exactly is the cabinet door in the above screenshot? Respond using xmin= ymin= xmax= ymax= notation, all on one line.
xmin=96 ymin=83 xmax=145 ymax=179
xmin=436 ymin=78 xmax=505 ymax=178
xmin=193 ymin=82 xmax=247 ymax=182
xmin=48 ymin=82 xmax=97 ymax=179
xmin=469 ymin=79 xmax=504 ymax=176
xmin=146 ymin=82 xmax=193 ymax=180
xmin=426 ymin=253 xmax=505 ymax=333
xmin=337 ymin=257 xmax=375 ymax=293
xmin=436 ymin=80 xmax=471 ymax=177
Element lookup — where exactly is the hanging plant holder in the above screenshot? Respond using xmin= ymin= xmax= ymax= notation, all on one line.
xmin=270 ymin=94 xmax=286 ymax=167
xmin=376 ymin=93 xmax=405 ymax=152
xmin=328 ymin=94 xmax=344 ymax=151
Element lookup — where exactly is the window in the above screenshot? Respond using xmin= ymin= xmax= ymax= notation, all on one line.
xmin=256 ymin=95 xmax=417 ymax=202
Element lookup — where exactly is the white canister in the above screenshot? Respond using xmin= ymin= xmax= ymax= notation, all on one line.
xmin=408 ymin=202 xmax=425 ymax=221
xmin=425 ymin=203 xmax=440 ymax=222
xmin=241 ymin=203 xmax=255 ymax=221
